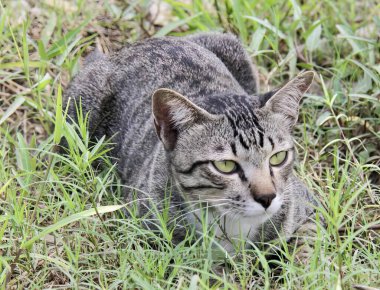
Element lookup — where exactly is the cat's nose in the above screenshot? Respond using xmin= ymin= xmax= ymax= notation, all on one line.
xmin=254 ymin=193 xmax=276 ymax=209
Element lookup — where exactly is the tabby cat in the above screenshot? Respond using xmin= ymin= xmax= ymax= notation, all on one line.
xmin=64 ymin=33 xmax=319 ymax=253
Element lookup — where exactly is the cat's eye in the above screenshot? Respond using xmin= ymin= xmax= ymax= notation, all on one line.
xmin=269 ymin=151 xmax=288 ymax=166
xmin=212 ymin=160 xmax=237 ymax=174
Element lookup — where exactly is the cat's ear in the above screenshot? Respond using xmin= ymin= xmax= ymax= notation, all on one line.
xmin=152 ymin=88 xmax=215 ymax=151
xmin=263 ymin=71 xmax=314 ymax=127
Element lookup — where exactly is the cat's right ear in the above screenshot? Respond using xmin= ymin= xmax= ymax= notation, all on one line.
xmin=152 ymin=88 xmax=215 ymax=151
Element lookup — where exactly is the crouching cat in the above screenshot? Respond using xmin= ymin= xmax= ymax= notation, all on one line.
xmin=64 ymin=33 xmax=319 ymax=254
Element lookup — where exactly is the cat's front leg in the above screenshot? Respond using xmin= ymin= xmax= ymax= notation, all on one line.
xmin=288 ymin=220 xmax=319 ymax=265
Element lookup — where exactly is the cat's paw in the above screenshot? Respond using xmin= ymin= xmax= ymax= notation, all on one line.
xmin=289 ymin=221 xmax=318 ymax=265
xmin=293 ymin=241 xmax=313 ymax=265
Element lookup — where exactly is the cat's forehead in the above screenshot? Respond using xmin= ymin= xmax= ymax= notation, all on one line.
xmin=201 ymin=94 xmax=260 ymax=114
xmin=195 ymin=95 xmax=292 ymax=151
xmin=220 ymin=105 xmax=292 ymax=153
xmin=202 ymin=95 xmax=264 ymax=143
xmin=224 ymin=106 xmax=265 ymax=148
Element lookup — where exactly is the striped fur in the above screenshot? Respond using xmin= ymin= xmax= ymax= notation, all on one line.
xmin=65 ymin=33 xmax=319 ymax=252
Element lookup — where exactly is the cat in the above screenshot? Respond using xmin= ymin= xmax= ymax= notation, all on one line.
xmin=64 ymin=32 xmax=319 ymax=254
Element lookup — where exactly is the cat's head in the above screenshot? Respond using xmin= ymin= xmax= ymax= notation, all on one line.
xmin=152 ymin=72 xmax=314 ymax=219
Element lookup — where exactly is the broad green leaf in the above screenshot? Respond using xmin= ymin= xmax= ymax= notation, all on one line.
xmin=348 ymin=59 xmax=380 ymax=85
xmin=41 ymin=12 xmax=57 ymax=47
xmin=336 ymin=24 xmax=366 ymax=54
xmin=306 ymin=23 xmax=322 ymax=52
xmin=316 ymin=111 xmax=332 ymax=126
xmin=289 ymin=0 xmax=302 ymax=22
xmin=231 ymin=0 xmax=247 ymax=41
xmin=250 ymin=27 xmax=266 ymax=52
xmin=22 ymin=21 xmax=30 ymax=84
xmin=189 ymin=275 xmax=199 ymax=290
xmin=245 ymin=16 xmax=286 ymax=39
xmin=154 ymin=13 xmax=202 ymax=37
xmin=21 ymin=204 xmax=127 ymax=249
xmin=54 ymin=85 xmax=63 ymax=144
xmin=0 ymin=61 xmax=43 ymax=69
xmin=0 ymin=96 xmax=25 ymax=126
xmin=47 ymin=18 xmax=91 ymax=59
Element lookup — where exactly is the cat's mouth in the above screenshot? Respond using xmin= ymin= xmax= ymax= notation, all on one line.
xmin=235 ymin=195 xmax=283 ymax=218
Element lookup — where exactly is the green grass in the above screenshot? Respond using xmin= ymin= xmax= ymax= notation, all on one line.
xmin=0 ymin=0 xmax=379 ymax=289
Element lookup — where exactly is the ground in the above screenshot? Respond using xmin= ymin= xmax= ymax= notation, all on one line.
xmin=0 ymin=0 xmax=379 ymax=289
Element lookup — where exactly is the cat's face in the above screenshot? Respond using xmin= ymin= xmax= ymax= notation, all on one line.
xmin=152 ymin=72 xmax=314 ymax=219
xmin=168 ymin=110 xmax=295 ymax=219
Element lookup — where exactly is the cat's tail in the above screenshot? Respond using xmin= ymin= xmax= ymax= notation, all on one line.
xmin=62 ymin=49 xmax=115 ymax=147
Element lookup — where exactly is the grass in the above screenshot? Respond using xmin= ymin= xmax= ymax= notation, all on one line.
xmin=0 ymin=0 xmax=379 ymax=288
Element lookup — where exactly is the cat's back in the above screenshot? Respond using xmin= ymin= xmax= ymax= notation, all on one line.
xmin=109 ymin=37 xmax=245 ymax=100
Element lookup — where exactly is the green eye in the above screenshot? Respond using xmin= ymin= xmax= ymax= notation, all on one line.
xmin=212 ymin=160 xmax=237 ymax=173
xmin=269 ymin=151 xmax=287 ymax=166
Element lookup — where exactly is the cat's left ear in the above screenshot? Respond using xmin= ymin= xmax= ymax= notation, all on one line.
xmin=262 ymin=71 xmax=314 ymax=127
xmin=152 ymin=88 xmax=217 ymax=151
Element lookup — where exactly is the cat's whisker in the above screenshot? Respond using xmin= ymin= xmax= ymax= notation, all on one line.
xmin=173 ymin=203 xmax=230 ymax=221
xmin=215 ymin=209 xmax=234 ymax=223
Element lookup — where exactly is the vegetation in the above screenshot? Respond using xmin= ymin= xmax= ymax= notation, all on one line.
xmin=0 ymin=0 xmax=379 ymax=288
